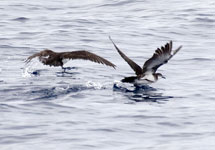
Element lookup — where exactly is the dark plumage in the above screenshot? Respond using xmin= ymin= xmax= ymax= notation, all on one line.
xmin=109 ymin=36 xmax=182 ymax=84
xmin=26 ymin=49 xmax=116 ymax=71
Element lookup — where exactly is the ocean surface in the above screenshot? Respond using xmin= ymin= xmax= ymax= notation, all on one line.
xmin=0 ymin=0 xmax=214 ymax=150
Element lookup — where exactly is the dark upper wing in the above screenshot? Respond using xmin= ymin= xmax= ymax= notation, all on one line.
xmin=143 ymin=41 xmax=182 ymax=74
xmin=109 ymin=36 xmax=143 ymax=76
xmin=60 ymin=50 xmax=116 ymax=68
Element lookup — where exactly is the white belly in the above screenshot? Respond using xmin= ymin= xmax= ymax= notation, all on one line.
xmin=143 ymin=74 xmax=156 ymax=81
xmin=134 ymin=74 xmax=156 ymax=85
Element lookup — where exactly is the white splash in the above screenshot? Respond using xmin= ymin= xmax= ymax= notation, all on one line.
xmin=86 ymin=81 xmax=104 ymax=90
xmin=22 ymin=67 xmax=31 ymax=77
xmin=22 ymin=60 xmax=41 ymax=77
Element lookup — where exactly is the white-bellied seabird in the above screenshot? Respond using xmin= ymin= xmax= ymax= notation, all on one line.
xmin=109 ymin=36 xmax=182 ymax=85
xmin=26 ymin=49 xmax=116 ymax=71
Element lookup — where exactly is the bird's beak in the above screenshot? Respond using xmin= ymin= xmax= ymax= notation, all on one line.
xmin=162 ymin=75 xmax=166 ymax=79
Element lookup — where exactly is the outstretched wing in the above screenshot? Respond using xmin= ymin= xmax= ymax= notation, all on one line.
xmin=60 ymin=50 xmax=116 ymax=68
xmin=109 ymin=36 xmax=143 ymax=76
xmin=25 ymin=52 xmax=42 ymax=63
xmin=143 ymin=41 xmax=182 ymax=74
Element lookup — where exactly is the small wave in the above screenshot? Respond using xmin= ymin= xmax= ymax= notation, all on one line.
xmin=12 ymin=17 xmax=29 ymax=22
xmin=196 ymin=13 xmax=214 ymax=17
xmin=75 ymin=19 xmax=96 ymax=25
xmin=0 ymin=45 xmax=30 ymax=49
xmin=97 ymin=0 xmax=137 ymax=7
xmin=194 ymin=17 xmax=214 ymax=23
xmin=45 ymin=7 xmax=64 ymax=11
xmin=0 ymin=103 xmax=20 ymax=110
xmin=188 ymin=58 xmax=213 ymax=62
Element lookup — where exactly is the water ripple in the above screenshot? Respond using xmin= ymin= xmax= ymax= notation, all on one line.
xmin=12 ymin=17 xmax=30 ymax=22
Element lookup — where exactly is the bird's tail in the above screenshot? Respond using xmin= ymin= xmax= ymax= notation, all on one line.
xmin=121 ymin=76 xmax=138 ymax=83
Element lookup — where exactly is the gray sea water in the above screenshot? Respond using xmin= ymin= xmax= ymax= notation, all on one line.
xmin=0 ymin=0 xmax=215 ymax=150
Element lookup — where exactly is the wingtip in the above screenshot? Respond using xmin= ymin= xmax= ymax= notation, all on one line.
xmin=174 ymin=45 xmax=183 ymax=55
xmin=104 ymin=63 xmax=116 ymax=69
xmin=109 ymin=35 xmax=114 ymax=44
xmin=109 ymin=62 xmax=116 ymax=69
xmin=109 ymin=36 xmax=118 ymax=48
xmin=108 ymin=36 xmax=121 ymax=53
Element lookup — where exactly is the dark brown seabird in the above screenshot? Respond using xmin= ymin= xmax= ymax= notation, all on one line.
xmin=109 ymin=36 xmax=182 ymax=85
xmin=26 ymin=49 xmax=116 ymax=71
